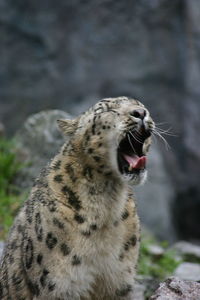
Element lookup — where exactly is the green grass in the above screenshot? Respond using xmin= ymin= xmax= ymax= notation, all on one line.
xmin=0 ymin=138 xmax=26 ymax=239
xmin=138 ymin=235 xmax=182 ymax=280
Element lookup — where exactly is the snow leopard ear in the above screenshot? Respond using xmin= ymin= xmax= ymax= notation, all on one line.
xmin=57 ymin=118 xmax=78 ymax=135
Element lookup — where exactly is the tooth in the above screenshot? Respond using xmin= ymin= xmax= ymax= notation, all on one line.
xmin=128 ymin=165 xmax=133 ymax=171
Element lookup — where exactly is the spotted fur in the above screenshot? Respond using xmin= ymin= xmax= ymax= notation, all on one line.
xmin=0 ymin=97 xmax=154 ymax=299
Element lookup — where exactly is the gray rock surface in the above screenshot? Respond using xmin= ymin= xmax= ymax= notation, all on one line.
xmin=136 ymin=275 xmax=160 ymax=300
xmin=134 ymin=282 xmax=146 ymax=300
xmin=14 ymin=110 xmax=72 ymax=188
xmin=150 ymin=277 xmax=200 ymax=300
xmin=0 ymin=241 xmax=4 ymax=259
xmin=146 ymin=244 xmax=165 ymax=257
xmin=174 ymin=263 xmax=200 ymax=281
xmin=173 ymin=241 xmax=200 ymax=260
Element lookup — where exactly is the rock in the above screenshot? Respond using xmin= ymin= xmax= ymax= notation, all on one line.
xmin=14 ymin=110 xmax=72 ymax=188
xmin=147 ymin=244 xmax=165 ymax=257
xmin=135 ymin=144 xmax=176 ymax=242
xmin=136 ymin=275 xmax=160 ymax=300
xmin=0 ymin=241 xmax=4 ymax=259
xmin=134 ymin=282 xmax=146 ymax=300
xmin=172 ymin=0 xmax=200 ymax=241
xmin=150 ymin=277 xmax=200 ymax=300
xmin=174 ymin=262 xmax=200 ymax=281
xmin=172 ymin=241 xmax=200 ymax=261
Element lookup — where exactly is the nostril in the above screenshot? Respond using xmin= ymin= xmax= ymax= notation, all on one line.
xmin=131 ymin=109 xmax=146 ymax=120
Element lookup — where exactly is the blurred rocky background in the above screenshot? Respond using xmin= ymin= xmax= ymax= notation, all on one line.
xmin=1 ymin=0 xmax=200 ymax=244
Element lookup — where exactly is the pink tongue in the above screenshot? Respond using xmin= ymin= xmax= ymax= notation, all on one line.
xmin=123 ymin=154 xmax=147 ymax=169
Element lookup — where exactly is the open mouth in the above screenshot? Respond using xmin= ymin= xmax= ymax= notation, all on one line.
xmin=117 ymin=128 xmax=151 ymax=176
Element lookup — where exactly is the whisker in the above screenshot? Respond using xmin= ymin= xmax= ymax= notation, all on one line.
xmin=155 ymin=122 xmax=169 ymax=126
xmin=154 ymin=126 xmax=177 ymax=137
xmin=127 ymin=133 xmax=136 ymax=153
xmin=152 ymin=129 xmax=171 ymax=150
xmin=129 ymin=131 xmax=143 ymax=144
xmin=134 ymin=131 xmax=145 ymax=142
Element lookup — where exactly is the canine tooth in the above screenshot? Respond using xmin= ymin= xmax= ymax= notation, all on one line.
xmin=128 ymin=165 xmax=133 ymax=171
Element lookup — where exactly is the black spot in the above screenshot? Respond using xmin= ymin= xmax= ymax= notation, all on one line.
xmin=26 ymin=199 xmax=34 ymax=224
xmin=102 ymin=125 xmax=106 ymax=129
xmin=25 ymin=238 xmax=34 ymax=269
xmin=46 ymin=232 xmax=58 ymax=250
xmin=10 ymin=240 xmax=17 ymax=250
xmin=17 ymin=224 xmax=24 ymax=233
xmin=32 ymin=190 xmax=46 ymax=203
xmin=27 ymin=280 xmax=40 ymax=296
xmin=89 ymin=187 xmax=96 ymax=195
xmin=62 ymin=186 xmax=81 ymax=210
xmin=97 ymin=131 xmax=101 ymax=135
xmin=53 ymin=217 xmax=64 ymax=229
xmin=37 ymin=254 xmax=43 ymax=265
xmin=8 ymin=254 xmax=14 ymax=264
xmin=81 ymin=230 xmax=91 ymax=237
xmin=99 ymin=164 xmax=105 ymax=169
xmin=105 ymin=171 xmax=112 ymax=176
xmin=48 ymin=282 xmax=56 ymax=292
xmin=65 ymin=164 xmax=77 ymax=182
xmin=72 ymin=255 xmax=81 ymax=265
xmin=113 ymin=221 xmax=119 ymax=227
xmin=1 ymin=258 xmax=9 ymax=297
xmin=0 ymin=282 xmax=3 ymax=298
xmin=88 ymin=148 xmax=93 ymax=154
xmin=74 ymin=214 xmax=85 ymax=224
xmin=98 ymin=143 xmax=103 ymax=147
xmin=119 ymin=253 xmax=124 ymax=261
xmin=93 ymin=156 xmax=101 ymax=162
xmin=60 ymin=243 xmax=71 ymax=256
xmin=92 ymin=124 xmax=96 ymax=135
xmin=90 ymin=224 xmax=97 ymax=231
xmin=83 ymin=166 xmax=93 ymax=180
xmin=86 ymin=135 xmax=90 ymax=141
xmin=48 ymin=200 xmax=57 ymax=212
xmin=54 ymin=174 xmax=63 ymax=183
xmin=52 ymin=160 xmax=61 ymax=170
xmin=124 ymin=242 xmax=130 ymax=251
xmin=116 ymin=284 xmax=132 ymax=297
xmin=124 ymin=235 xmax=137 ymax=251
xmin=121 ymin=210 xmax=129 ymax=220
xmin=12 ymin=273 xmax=23 ymax=289
xmin=40 ymin=269 xmax=49 ymax=287
xmin=35 ymin=212 xmax=43 ymax=241
xmin=130 ymin=234 xmax=137 ymax=246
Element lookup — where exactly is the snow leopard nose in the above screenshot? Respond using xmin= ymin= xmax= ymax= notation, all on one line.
xmin=130 ymin=108 xmax=146 ymax=120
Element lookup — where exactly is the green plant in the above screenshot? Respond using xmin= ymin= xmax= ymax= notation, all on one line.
xmin=0 ymin=190 xmax=26 ymax=239
xmin=0 ymin=138 xmax=22 ymax=192
xmin=0 ymin=138 xmax=26 ymax=239
xmin=138 ymin=236 xmax=182 ymax=280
